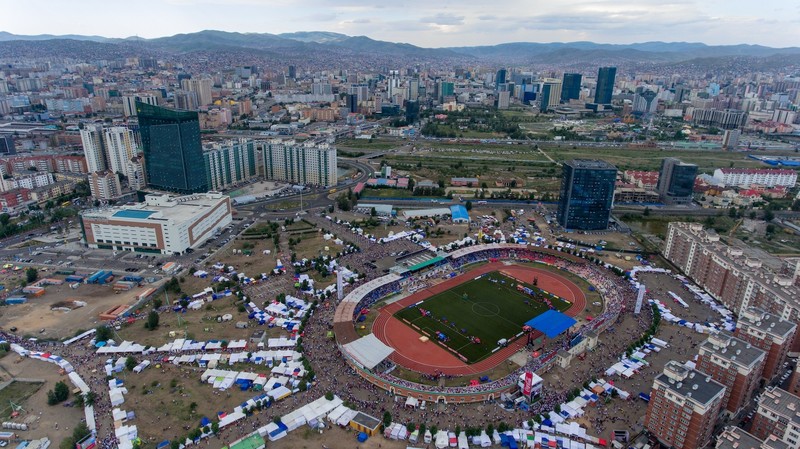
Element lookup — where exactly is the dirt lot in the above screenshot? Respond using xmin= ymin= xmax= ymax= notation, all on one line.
xmin=118 ymin=363 xmax=268 ymax=444
xmin=115 ymin=294 xmax=287 ymax=347
xmin=0 ymin=275 xmax=163 ymax=340
xmin=0 ymin=356 xmax=85 ymax=443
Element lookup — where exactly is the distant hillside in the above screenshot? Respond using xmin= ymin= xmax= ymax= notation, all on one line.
xmin=0 ymin=30 xmax=798 ymax=64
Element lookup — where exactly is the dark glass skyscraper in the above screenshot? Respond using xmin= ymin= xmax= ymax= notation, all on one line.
xmin=561 ymin=73 xmax=582 ymax=102
xmin=136 ymin=101 xmax=208 ymax=194
xmin=657 ymin=157 xmax=698 ymax=204
xmin=557 ymin=159 xmax=617 ymax=230
xmin=496 ymin=69 xmax=507 ymax=86
xmin=594 ymin=67 xmax=617 ymax=105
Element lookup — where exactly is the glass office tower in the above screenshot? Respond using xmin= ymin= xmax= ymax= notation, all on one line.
xmin=557 ymin=159 xmax=617 ymax=230
xmin=136 ymin=101 xmax=208 ymax=194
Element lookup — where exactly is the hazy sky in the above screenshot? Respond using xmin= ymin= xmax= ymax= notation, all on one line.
xmin=3 ymin=0 xmax=798 ymax=47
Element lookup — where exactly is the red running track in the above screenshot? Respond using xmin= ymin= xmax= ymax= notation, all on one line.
xmin=372 ymin=262 xmax=587 ymax=376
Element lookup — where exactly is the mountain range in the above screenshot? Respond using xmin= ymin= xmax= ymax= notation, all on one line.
xmin=1 ymin=29 xmax=799 ymax=64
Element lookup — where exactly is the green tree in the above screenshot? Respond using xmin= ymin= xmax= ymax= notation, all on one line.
xmin=25 ymin=267 xmax=38 ymax=284
xmin=84 ymin=391 xmax=96 ymax=407
xmin=145 ymin=311 xmax=160 ymax=330
xmin=465 ymin=200 xmax=472 ymax=211
xmin=95 ymin=325 xmax=112 ymax=343
xmin=211 ymin=422 xmax=220 ymax=434
xmin=125 ymin=356 xmax=137 ymax=371
xmin=383 ymin=411 xmax=392 ymax=428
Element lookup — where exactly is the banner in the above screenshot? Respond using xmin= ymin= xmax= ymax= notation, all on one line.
xmin=522 ymin=371 xmax=533 ymax=397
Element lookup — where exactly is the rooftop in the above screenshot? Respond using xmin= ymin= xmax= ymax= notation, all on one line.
xmin=82 ymin=192 xmax=228 ymax=224
xmin=655 ymin=361 xmax=726 ymax=407
xmin=716 ymin=427 xmax=762 ymax=449
xmin=566 ymin=159 xmax=618 ymax=171
xmin=740 ymin=307 xmax=798 ymax=339
xmin=718 ymin=168 xmax=796 ymax=175
xmin=700 ymin=333 xmax=766 ymax=369
xmin=758 ymin=387 xmax=800 ymax=421
xmin=351 ymin=411 xmax=381 ymax=430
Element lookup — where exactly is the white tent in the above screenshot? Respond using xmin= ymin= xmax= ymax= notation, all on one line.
xmin=435 ymin=430 xmax=449 ymax=449
xmin=341 ymin=334 xmax=395 ymax=370
xmin=405 ymin=396 xmax=419 ymax=408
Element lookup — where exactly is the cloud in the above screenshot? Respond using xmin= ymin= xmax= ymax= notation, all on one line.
xmin=420 ymin=13 xmax=465 ymax=26
xmin=477 ymin=15 xmax=497 ymax=21
xmin=307 ymin=12 xmax=338 ymax=21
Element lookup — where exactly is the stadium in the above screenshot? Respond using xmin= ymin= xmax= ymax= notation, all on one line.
xmin=333 ymin=243 xmax=624 ymax=403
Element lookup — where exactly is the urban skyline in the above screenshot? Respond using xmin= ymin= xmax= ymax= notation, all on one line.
xmin=2 ymin=0 xmax=799 ymax=48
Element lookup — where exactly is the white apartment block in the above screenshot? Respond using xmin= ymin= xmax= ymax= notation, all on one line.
xmin=1 ymin=172 xmax=55 ymax=192
xmin=80 ymin=125 xmax=107 ymax=173
xmin=262 ymin=139 xmax=337 ymax=187
xmin=713 ymin=168 xmax=797 ymax=188
xmin=80 ymin=192 xmax=232 ymax=255
xmin=104 ymin=126 xmax=138 ymax=176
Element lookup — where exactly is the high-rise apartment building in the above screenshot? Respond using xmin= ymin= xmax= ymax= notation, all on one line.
xmin=136 ymin=102 xmax=207 ymax=194
xmin=594 ymin=67 xmax=617 ymax=105
xmin=657 ymin=157 xmax=698 ymax=204
xmin=174 ymin=91 xmax=198 ymax=111
xmin=539 ymin=78 xmax=562 ymax=112
xmin=80 ymin=125 xmax=107 ymax=173
xmin=735 ymin=308 xmax=797 ymax=381
xmin=122 ymin=95 xmax=158 ymax=117
xmin=663 ymin=223 xmax=800 ymax=352
xmin=89 ymin=170 xmax=123 ymax=200
xmin=561 ymin=73 xmax=582 ymax=102
xmin=695 ymin=332 xmax=765 ymax=415
xmin=262 ymin=139 xmax=337 ymax=187
xmin=180 ymin=78 xmax=213 ymax=107
xmin=203 ymin=140 xmax=258 ymax=191
xmin=103 ymin=126 xmax=138 ymax=177
xmin=633 ymin=89 xmax=658 ymax=114
xmin=644 ymin=361 xmax=726 ymax=449
xmin=496 ymin=90 xmax=510 ymax=110
xmin=348 ymin=84 xmax=369 ymax=103
xmin=750 ymin=387 xmax=800 ymax=442
xmin=557 ymin=159 xmax=617 ymax=230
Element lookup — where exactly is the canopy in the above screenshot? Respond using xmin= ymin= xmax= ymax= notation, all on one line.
xmin=341 ymin=334 xmax=394 ymax=370
xmin=525 ymin=310 xmax=577 ymax=338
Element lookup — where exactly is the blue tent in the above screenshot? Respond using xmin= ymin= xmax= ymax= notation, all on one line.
xmin=357 ymin=432 xmax=368 ymax=442
xmin=525 ymin=310 xmax=577 ymax=338
xmin=156 ymin=441 xmax=170 ymax=449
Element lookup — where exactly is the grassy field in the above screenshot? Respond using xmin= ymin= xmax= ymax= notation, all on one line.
xmin=361 ymin=187 xmax=415 ymax=198
xmin=0 ymin=381 xmax=43 ymax=419
xmin=394 ymin=271 xmax=570 ymax=363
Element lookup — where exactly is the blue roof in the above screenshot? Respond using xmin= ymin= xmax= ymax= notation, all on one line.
xmin=113 ymin=209 xmax=156 ymax=219
xmin=450 ymin=205 xmax=469 ymax=221
xmin=525 ymin=310 xmax=577 ymax=338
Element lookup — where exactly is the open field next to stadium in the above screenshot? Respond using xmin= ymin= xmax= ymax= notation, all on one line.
xmin=393 ymin=270 xmax=571 ymax=364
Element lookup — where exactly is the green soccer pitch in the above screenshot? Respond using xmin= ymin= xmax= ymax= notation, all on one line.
xmin=393 ymin=271 xmax=571 ymax=364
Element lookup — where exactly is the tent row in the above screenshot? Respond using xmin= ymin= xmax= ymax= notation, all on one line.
xmin=162 ymin=349 xmax=301 ymax=369
xmin=259 ymin=395 xmax=344 ymax=442
xmin=12 ymin=346 xmax=76 ymax=373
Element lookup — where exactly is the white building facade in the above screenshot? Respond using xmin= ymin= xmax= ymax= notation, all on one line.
xmin=262 ymin=139 xmax=337 ymax=187
xmin=80 ymin=192 xmax=232 ymax=255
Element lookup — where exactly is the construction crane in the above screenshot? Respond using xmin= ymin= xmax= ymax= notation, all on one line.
xmin=729 ymin=217 xmax=744 ymax=237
